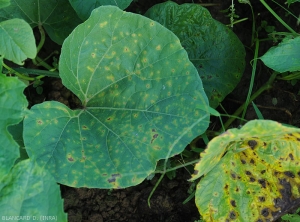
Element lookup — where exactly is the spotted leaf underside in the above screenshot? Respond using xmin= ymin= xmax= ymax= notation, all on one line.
xmin=145 ymin=1 xmax=246 ymax=108
xmin=23 ymin=6 xmax=209 ymax=188
xmin=191 ymin=120 xmax=300 ymax=221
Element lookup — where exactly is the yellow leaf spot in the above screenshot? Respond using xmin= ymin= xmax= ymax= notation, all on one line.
xmin=91 ymin=53 xmax=96 ymax=58
xmin=124 ymin=47 xmax=130 ymax=53
xmin=105 ymin=66 xmax=110 ymax=71
xmin=132 ymin=33 xmax=136 ymax=37
xmin=99 ymin=21 xmax=108 ymax=28
xmin=150 ymin=22 xmax=155 ymax=26
xmin=87 ymin=66 xmax=94 ymax=72
xmin=106 ymin=75 xmax=115 ymax=82
xmin=85 ymin=40 xmax=89 ymax=45
xmin=156 ymin=45 xmax=161 ymax=50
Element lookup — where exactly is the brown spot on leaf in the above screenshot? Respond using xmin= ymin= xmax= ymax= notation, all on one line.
xmin=193 ymin=170 xmax=198 ymax=175
xmin=245 ymin=171 xmax=252 ymax=175
xmin=229 ymin=211 xmax=237 ymax=219
xmin=261 ymin=208 xmax=269 ymax=217
xmin=68 ymin=157 xmax=74 ymax=162
xmin=230 ymin=200 xmax=236 ymax=207
xmin=108 ymin=174 xmax=120 ymax=183
xmin=289 ymin=153 xmax=294 ymax=160
xmin=250 ymin=159 xmax=255 ymax=164
xmin=284 ymin=171 xmax=295 ymax=178
xmin=151 ymin=133 xmax=158 ymax=144
xmin=241 ymin=159 xmax=246 ymax=164
xmin=259 ymin=196 xmax=265 ymax=202
xmin=258 ymin=179 xmax=267 ymax=188
xmin=231 ymin=173 xmax=236 ymax=179
xmin=248 ymin=140 xmax=257 ymax=149
xmin=250 ymin=177 xmax=256 ymax=182
xmin=261 ymin=170 xmax=266 ymax=174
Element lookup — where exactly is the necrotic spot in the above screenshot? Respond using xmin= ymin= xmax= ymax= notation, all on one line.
xmin=261 ymin=208 xmax=269 ymax=217
xmin=284 ymin=171 xmax=295 ymax=178
xmin=248 ymin=140 xmax=257 ymax=149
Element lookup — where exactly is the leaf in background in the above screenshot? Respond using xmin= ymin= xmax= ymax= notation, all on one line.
xmin=145 ymin=1 xmax=246 ymax=108
xmin=69 ymin=0 xmax=133 ymax=20
xmin=0 ymin=74 xmax=27 ymax=178
xmin=0 ymin=160 xmax=67 ymax=221
xmin=8 ymin=121 xmax=28 ymax=163
xmin=24 ymin=6 xmax=210 ymax=188
xmin=192 ymin=120 xmax=300 ymax=221
xmin=260 ymin=36 xmax=300 ymax=73
xmin=0 ymin=18 xmax=36 ymax=65
xmin=0 ymin=0 xmax=82 ymax=44
xmin=0 ymin=0 xmax=10 ymax=8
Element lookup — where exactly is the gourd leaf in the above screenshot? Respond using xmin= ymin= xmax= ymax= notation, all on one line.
xmin=69 ymin=0 xmax=133 ymax=20
xmin=0 ymin=74 xmax=28 ymax=178
xmin=0 ymin=159 xmax=67 ymax=221
xmin=191 ymin=120 xmax=300 ymax=221
xmin=260 ymin=36 xmax=300 ymax=73
xmin=145 ymin=1 xmax=246 ymax=108
xmin=23 ymin=6 xmax=210 ymax=188
xmin=0 ymin=18 xmax=36 ymax=65
xmin=0 ymin=0 xmax=82 ymax=44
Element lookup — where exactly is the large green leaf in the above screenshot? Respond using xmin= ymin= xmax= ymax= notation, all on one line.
xmin=0 ymin=160 xmax=67 ymax=221
xmin=191 ymin=120 xmax=300 ymax=221
xmin=69 ymin=0 xmax=133 ymax=20
xmin=0 ymin=0 xmax=82 ymax=44
xmin=0 ymin=74 xmax=27 ymax=178
xmin=260 ymin=36 xmax=300 ymax=73
xmin=23 ymin=6 xmax=210 ymax=188
xmin=145 ymin=1 xmax=246 ymax=108
xmin=0 ymin=18 xmax=36 ymax=65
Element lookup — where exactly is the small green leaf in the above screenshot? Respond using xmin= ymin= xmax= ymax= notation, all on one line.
xmin=0 ymin=74 xmax=28 ymax=177
xmin=24 ymin=6 xmax=210 ymax=188
xmin=145 ymin=2 xmax=246 ymax=108
xmin=0 ymin=160 xmax=67 ymax=221
xmin=69 ymin=0 xmax=133 ymax=20
xmin=0 ymin=19 xmax=36 ymax=65
xmin=260 ymin=36 xmax=300 ymax=73
xmin=0 ymin=0 xmax=82 ymax=44
xmin=192 ymin=120 xmax=300 ymax=221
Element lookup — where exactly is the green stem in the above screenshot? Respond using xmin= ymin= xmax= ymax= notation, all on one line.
xmin=241 ymin=39 xmax=259 ymax=120
xmin=223 ymin=71 xmax=278 ymax=130
xmin=155 ymin=159 xmax=199 ymax=174
xmin=35 ymin=56 xmax=55 ymax=71
xmin=260 ymin=0 xmax=297 ymax=35
xmin=36 ymin=25 xmax=45 ymax=54
xmin=2 ymin=63 xmax=41 ymax=81
xmin=147 ymin=173 xmax=164 ymax=207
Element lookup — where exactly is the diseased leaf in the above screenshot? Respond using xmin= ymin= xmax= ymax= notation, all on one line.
xmin=0 ymin=74 xmax=27 ymax=178
xmin=69 ymin=0 xmax=133 ymax=20
xmin=191 ymin=120 xmax=300 ymax=221
xmin=0 ymin=18 xmax=36 ymax=65
xmin=0 ymin=160 xmax=67 ymax=221
xmin=260 ymin=36 xmax=300 ymax=73
xmin=145 ymin=2 xmax=245 ymax=108
xmin=23 ymin=6 xmax=210 ymax=188
xmin=0 ymin=0 xmax=82 ymax=44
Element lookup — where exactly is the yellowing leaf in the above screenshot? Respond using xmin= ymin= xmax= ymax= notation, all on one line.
xmin=192 ymin=120 xmax=300 ymax=221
